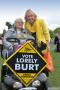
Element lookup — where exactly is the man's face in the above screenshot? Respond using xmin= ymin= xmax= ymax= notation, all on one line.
xmin=15 ymin=21 xmax=23 ymax=29
xmin=26 ymin=12 xmax=35 ymax=25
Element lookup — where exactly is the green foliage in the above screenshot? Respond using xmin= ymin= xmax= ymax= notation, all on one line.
xmin=54 ymin=27 xmax=60 ymax=35
xmin=48 ymin=44 xmax=60 ymax=86
xmin=49 ymin=27 xmax=60 ymax=39
xmin=49 ymin=30 xmax=54 ymax=39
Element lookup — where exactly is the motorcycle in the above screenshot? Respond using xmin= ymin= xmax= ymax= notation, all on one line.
xmin=1 ymin=36 xmax=49 ymax=90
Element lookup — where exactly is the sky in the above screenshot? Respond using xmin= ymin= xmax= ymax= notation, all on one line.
xmin=0 ymin=0 xmax=60 ymax=33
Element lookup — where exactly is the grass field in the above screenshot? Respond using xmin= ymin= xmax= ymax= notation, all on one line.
xmin=48 ymin=46 xmax=60 ymax=87
xmin=0 ymin=44 xmax=60 ymax=87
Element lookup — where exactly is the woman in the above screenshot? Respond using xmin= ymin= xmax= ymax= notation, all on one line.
xmin=3 ymin=18 xmax=34 ymax=59
xmin=24 ymin=9 xmax=54 ymax=74
xmin=2 ymin=18 xmax=34 ymax=89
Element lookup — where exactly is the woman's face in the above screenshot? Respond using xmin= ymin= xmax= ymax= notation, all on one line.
xmin=15 ymin=21 xmax=23 ymax=29
xmin=26 ymin=12 xmax=36 ymax=25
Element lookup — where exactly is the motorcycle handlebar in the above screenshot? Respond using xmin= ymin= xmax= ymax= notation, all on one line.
xmin=7 ymin=38 xmax=20 ymax=45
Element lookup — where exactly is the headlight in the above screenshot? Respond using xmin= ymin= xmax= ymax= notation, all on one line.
xmin=13 ymin=82 xmax=22 ymax=89
xmin=19 ymin=87 xmax=37 ymax=90
xmin=39 ymin=73 xmax=47 ymax=82
xmin=32 ymin=80 xmax=41 ymax=87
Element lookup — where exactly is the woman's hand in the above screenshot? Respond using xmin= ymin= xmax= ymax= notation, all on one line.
xmin=46 ymin=41 xmax=50 ymax=51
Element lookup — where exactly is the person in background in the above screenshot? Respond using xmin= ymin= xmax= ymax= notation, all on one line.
xmin=24 ymin=9 xmax=54 ymax=75
xmin=0 ymin=82 xmax=2 ymax=90
xmin=0 ymin=36 xmax=3 ymax=57
xmin=54 ymin=33 xmax=60 ymax=52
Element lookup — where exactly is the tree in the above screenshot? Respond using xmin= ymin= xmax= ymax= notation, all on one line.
xmin=54 ymin=27 xmax=60 ymax=35
xmin=49 ymin=30 xmax=54 ymax=39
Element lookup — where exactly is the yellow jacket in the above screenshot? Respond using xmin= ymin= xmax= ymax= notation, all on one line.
xmin=25 ymin=19 xmax=50 ymax=46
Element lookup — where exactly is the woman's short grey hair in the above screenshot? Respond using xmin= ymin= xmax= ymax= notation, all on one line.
xmin=14 ymin=18 xmax=23 ymax=27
